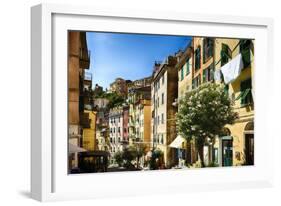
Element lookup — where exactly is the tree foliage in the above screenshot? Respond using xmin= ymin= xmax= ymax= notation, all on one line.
xmin=176 ymin=83 xmax=238 ymax=166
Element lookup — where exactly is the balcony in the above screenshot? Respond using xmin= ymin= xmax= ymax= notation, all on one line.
xmin=79 ymin=47 xmax=91 ymax=69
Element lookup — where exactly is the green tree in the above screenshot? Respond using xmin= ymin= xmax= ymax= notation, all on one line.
xmin=105 ymin=92 xmax=125 ymax=109
xmin=114 ymin=151 xmax=123 ymax=167
xmin=122 ymin=146 xmax=137 ymax=169
xmin=148 ymin=149 xmax=163 ymax=170
xmin=176 ymin=83 xmax=238 ymax=167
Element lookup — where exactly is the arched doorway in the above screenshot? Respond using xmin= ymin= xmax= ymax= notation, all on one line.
xmin=244 ymin=122 xmax=254 ymax=165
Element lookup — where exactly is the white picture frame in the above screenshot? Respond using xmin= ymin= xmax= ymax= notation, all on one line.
xmin=31 ymin=3 xmax=274 ymax=202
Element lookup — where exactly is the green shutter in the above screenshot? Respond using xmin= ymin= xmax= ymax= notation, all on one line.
xmin=221 ymin=43 xmax=231 ymax=66
xmin=224 ymin=84 xmax=229 ymax=95
xmin=239 ymin=78 xmax=253 ymax=105
xmin=195 ymin=47 xmax=201 ymax=70
xmin=235 ymin=91 xmax=244 ymax=100
xmin=181 ymin=67 xmax=184 ymax=81
xmin=203 ymin=69 xmax=206 ymax=83
xmin=186 ymin=60 xmax=190 ymax=75
xmin=240 ymin=40 xmax=251 ymax=69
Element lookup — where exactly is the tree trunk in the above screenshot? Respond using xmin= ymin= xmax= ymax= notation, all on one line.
xmin=198 ymin=144 xmax=205 ymax=168
xmin=185 ymin=139 xmax=191 ymax=165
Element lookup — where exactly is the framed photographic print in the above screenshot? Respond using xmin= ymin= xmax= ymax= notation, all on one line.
xmin=31 ymin=3 xmax=274 ymax=201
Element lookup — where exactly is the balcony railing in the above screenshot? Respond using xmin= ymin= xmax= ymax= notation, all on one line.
xmin=79 ymin=48 xmax=91 ymax=69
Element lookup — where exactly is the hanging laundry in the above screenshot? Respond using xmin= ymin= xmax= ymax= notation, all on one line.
xmin=214 ymin=69 xmax=222 ymax=82
xmin=220 ymin=53 xmax=244 ymax=84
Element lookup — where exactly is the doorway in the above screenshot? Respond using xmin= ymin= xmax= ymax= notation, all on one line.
xmin=245 ymin=134 xmax=254 ymax=165
xmin=222 ymin=139 xmax=233 ymax=166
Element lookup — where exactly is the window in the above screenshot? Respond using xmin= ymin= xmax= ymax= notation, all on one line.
xmin=203 ymin=38 xmax=214 ymax=63
xmin=118 ymin=127 xmax=120 ymax=133
xmin=161 ymin=93 xmax=164 ymax=105
xmin=192 ymin=74 xmax=201 ymax=89
xmin=221 ymin=43 xmax=231 ymax=66
xmin=195 ymin=47 xmax=201 ymax=70
xmin=157 ymin=115 xmax=160 ymax=125
xmin=157 ymin=97 xmax=159 ymax=108
xmin=202 ymin=65 xmax=214 ymax=83
xmin=181 ymin=67 xmax=184 ymax=81
xmin=186 ymin=59 xmax=190 ymax=75
xmin=124 ymin=128 xmax=127 ymax=133
xmin=162 ymin=75 xmax=165 ymax=85
xmin=161 ymin=113 xmax=164 ymax=124
xmin=240 ymin=40 xmax=252 ymax=69
xmin=236 ymin=78 xmax=253 ymax=106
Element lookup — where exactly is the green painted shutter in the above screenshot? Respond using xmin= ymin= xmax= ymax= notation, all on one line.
xmin=186 ymin=60 xmax=190 ymax=75
xmin=240 ymin=40 xmax=251 ymax=69
xmin=224 ymin=84 xmax=229 ymax=95
xmin=203 ymin=69 xmax=206 ymax=83
xmin=240 ymin=78 xmax=252 ymax=105
xmin=221 ymin=43 xmax=231 ymax=66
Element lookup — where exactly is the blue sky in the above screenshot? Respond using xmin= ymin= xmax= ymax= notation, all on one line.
xmin=86 ymin=32 xmax=191 ymax=89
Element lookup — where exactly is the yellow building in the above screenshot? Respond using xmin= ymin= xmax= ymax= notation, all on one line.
xmin=82 ymin=110 xmax=97 ymax=151
xmin=213 ymin=38 xmax=254 ymax=167
xmin=135 ymin=99 xmax=151 ymax=144
xmin=175 ymin=44 xmax=194 ymax=165
xmin=192 ymin=37 xmax=215 ymax=89
xmin=128 ymin=85 xmax=151 ymax=146
xmin=151 ymin=55 xmax=179 ymax=168
xmin=178 ymin=37 xmax=254 ymax=167
xmin=178 ymin=46 xmax=193 ymax=99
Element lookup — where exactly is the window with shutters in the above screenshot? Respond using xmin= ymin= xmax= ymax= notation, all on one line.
xmin=195 ymin=47 xmax=201 ymax=70
xmin=203 ymin=38 xmax=214 ymax=63
xmin=240 ymin=40 xmax=252 ymax=69
xmin=192 ymin=74 xmax=201 ymax=89
xmin=186 ymin=59 xmax=190 ymax=75
xmin=221 ymin=43 xmax=232 ymax=66
xmin=181 ymin=67 xmax=184 ymax=81
xmin=236 ymin=78 xmax=253 ymax=106
xmin=202 ymin=65 xmax=214 ymax=83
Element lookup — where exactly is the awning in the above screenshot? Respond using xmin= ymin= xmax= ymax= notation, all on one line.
xmin=220 ymin=53 xmax=244 ymax=84
xmin=169 ymin=135 xmax=186 ymax=149
xmin=69 ymin=143 xmax=87 ymax=153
